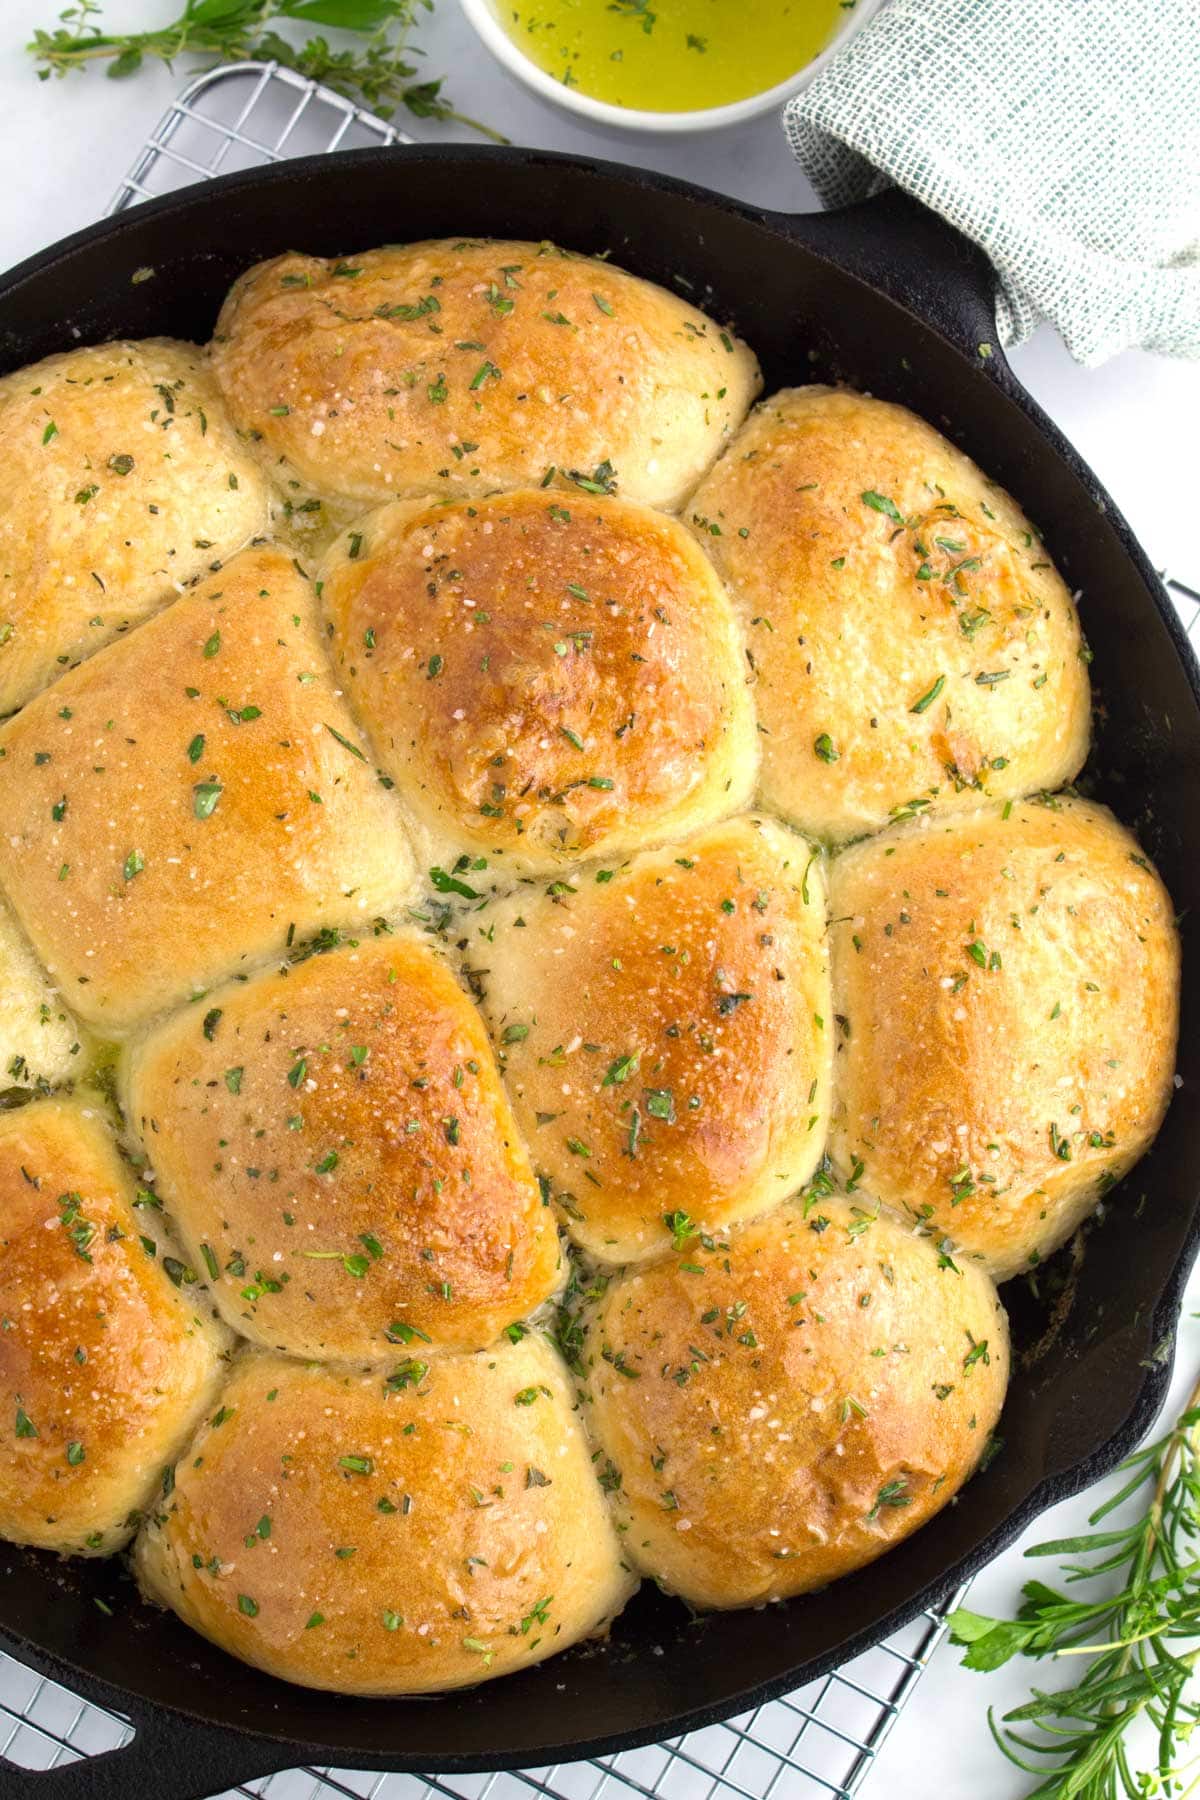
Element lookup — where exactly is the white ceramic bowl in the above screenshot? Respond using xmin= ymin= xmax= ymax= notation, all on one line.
xmin=459 ymin=0 xmax=885 ymax=134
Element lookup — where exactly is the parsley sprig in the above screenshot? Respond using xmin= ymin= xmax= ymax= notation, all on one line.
xmin=29 ymin=0 xmax=505 ymax=140
xmin=950 ymin=1370 xmax=1200 ymax=1797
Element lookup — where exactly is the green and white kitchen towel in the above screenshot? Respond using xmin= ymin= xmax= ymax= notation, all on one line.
xmin=784 ymin=0 xmax=1200 ymax=364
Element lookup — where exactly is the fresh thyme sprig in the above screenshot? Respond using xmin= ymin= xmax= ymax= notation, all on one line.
xmin=29 ymin=0 xmax=506 ymax=140
xmin=949 ymin=1371 xmax=1200 ymax=1799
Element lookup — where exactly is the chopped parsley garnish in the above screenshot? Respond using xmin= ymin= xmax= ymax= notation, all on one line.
xmin=192 ymin=780 xmax=223 ymax=820
xmin=429 ymin=866 xmax=480 ymax=899
xmin=324 ymin=722 xmax=366 ymax=762
xmin=867 ymin=1477 xmax=911 ymax=1520
xmin=663 ymin=1209 xmax=695 ymax=1249
xmin=910 ymin=675 xmax=946 ymax=714
xmin=861 ymin=490 xmax=903 ymax=523
xmin=386 ymin=1359 xmax=429 ymax=1391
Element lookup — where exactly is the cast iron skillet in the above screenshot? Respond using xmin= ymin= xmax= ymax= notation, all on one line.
xmin=0 ymin=144 xmax=1197 ymax=1800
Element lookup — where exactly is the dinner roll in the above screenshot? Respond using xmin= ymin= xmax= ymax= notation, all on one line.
xmin=211 ymin=239 xmax=760 ymax=512
xmin=318 ymin=490 xmax=757 ymax=872
xmin=477 ymin=814 xmax=831 ymax=1263
xmin=134 ymin=1336 xmax=637 ymax=1694
xmin=581 ymin=1197 xmax=1008 ymax=1608
xmin=0 ymin=1095 xmax=227 ymax=1555
xmin=828 ymin=796 xmax=1179 ymax=1280
xmin=0 ymin=340 xmax=267 ymax=715
xmin=123 ymin=934 xmax=562 ymax=1358
xmin=0 ymin=897 xmax=84 ymax=1091
xmin=688 ymin=386 xmax=1091 ymax=840
xmin=0 ymin=546 xmax=415 ymax=1034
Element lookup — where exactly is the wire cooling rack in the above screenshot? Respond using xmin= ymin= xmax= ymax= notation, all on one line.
xmin=0 ymin=1600 xmax=947 ymax=1799
xmin=109 ymin=60 xmax=413 ymax=209
xmin=0 ymin=52 xmax=1187 ymax=1800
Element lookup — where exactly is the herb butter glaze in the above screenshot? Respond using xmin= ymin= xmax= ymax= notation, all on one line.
xmin=496 ymin=0 xmax=853 ymax=112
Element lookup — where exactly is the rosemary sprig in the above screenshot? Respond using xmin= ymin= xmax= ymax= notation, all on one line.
xmin=28 ymin=0 xmax=506 ymax=140
xmin=949 ymin=1370 xmax=1200 ymax=1799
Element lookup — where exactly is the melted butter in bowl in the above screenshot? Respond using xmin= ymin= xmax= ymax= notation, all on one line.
xmin=460 ymin=0 xmax=883 ymax=130
xmin=502 ymin=0 xmax=852 ymax=111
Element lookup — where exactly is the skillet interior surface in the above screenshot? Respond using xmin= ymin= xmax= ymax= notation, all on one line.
xmin=0 ymin=144 xmax=1197 ymax=1793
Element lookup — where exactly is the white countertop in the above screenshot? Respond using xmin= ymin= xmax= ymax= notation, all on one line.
xmin=1 ymin=5 xmax=1198 ymax=1795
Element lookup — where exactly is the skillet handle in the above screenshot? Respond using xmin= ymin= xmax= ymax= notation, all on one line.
xmin=0 ymin=1699 xmax=292 ymax=1800
xmin=770 ymin=190 xmax=1006 ymax=367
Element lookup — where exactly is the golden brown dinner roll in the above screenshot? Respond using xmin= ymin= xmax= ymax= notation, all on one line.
xmin=0 ymin=897 xmax=84 ymax=1090
xmin=688 ymin=386 xmax=1091 ymax=840
xmin=478 ymin=814 xmax=831 ymax=1262
xmin=0 ymin=340 xmax=268 ymax=715
xmin=581 ymin=1196 xmax=1008 ymax=1608
xmin=123 ymin=933 xmax=562 ymax=1358
xmin=134 ymin=1336 xmax=637 ymax=1694
xmin=0 ymin=545 xmax=415 ymax=1034
xmin=0 ymin=1095 xmax=227 ymax=1555
xmin=828 ymin=796 xmax=1179 ymax=1279
xmin=318 ymin=490 xmax=757 ymax=872
xmin=211 ymin=239 xmax=760 ymax=512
